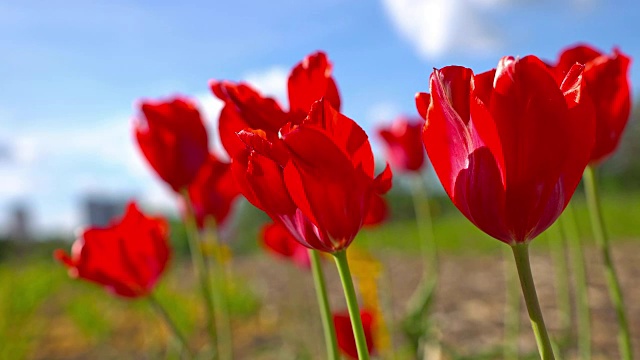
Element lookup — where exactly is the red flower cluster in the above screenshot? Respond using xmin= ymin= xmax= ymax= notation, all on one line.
xmin=211 ymin=52 xmax=341 ymax=159
xmin=211 ymin=52 xmax=391 ymax=253
xmin=134 ymin=96 xmax=240 ymax=229
xmin=233 ymin=99 xmax=391 ymax=253
xmin=52 ymin=43 xmax=633 ymax=359
xmin=55 ymin=202 xmax=170 ymax=298
xmin=417 ymin=55 xmax=596 ymax=244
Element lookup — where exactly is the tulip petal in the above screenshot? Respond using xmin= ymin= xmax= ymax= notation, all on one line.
xmin=378 ymin=118 xmax=426 ymax=172
xmin=261 ymin=222 xmax=311 ymax=269
xmin=212 ymin=81 xmax=289 ymax=157
xmin=288 ymin=51 xmax=341 ymax=118
xmin=426 ymin=65 xmax=508 ymax=241
xmin=187 ymin=154 xmax=240 ymax=229
xmin=557 ymin=64 xmax=596 ymax=204
xmin=583 ymin=49 xmax=631 ymax=163
xmin=424 ymin=66 xmax=480 ymax=198
xmin=303 ymin=99 xmax=375 ymax=177
xmin=489 ymin=55 xmax=576 ymax=240
xmin=231 ymin=150 xmax=297 ymax=217
xmin=415 ymin=92 xmax=431 ymax=120
xmin=284 ymin=127 xmax=373 ymax=250
xmin=134 ymin=97 xmax=209 ymax=192
xmin=363 ymin=194 xmax=388 ymax=226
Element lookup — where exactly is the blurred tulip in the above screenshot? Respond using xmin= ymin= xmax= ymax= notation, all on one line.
xmin=333 ymin=309 xmax=375 ymax=359
xmin=554 ymin=44 xmax=631 ymax=164
xmin=134 ymin=97 xmax=209 ymax=192
xmin=261 ymin=222 xmax=310 ymax=269
xmin=210 ymin=51 xmax=341 ymax=158
xmin=417 ymin=55 xmax=595 ymax=244
xmin=233 ymin=98 xmax=392 ymax=253
xmin=378 ymin=117 xmax=426 ymax=172
xmin=55 ymin=202 xmax=170 ymax=298
xmin=363 ymin=194 xmax=388 ymax=226
xmin=185 ymin=154 xmax=240 ymax=229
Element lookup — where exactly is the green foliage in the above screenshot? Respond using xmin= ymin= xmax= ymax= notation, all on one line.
xmin=359 ymin=190 xmax=640 ymax=254
xmin=62 ymin=283 xmax=118 ymax=341
xmin=0 ymin=258 xmax=65 ymax=358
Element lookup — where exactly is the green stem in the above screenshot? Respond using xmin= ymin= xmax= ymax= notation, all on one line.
xmin=310 ymin=250 xmax=340 ymax=360
xmin=559 ymin=204 xmax=591 ymax=360
xmin=410 ymin=175 xmax=438 ymax=280
xmin=148 ymin=293 xmax=194 ymax=359
xmin=547 ymin=225 xmax=571 ymax=338
xmin=511 ymin=243 xmax=555 ymax=360
xmin=405 ymin=175 xmax=439 ymax=346
xmin=206 ymin=218 xmax=234 ymax=360
xmin=583 ymin=165 xmax=633 ymax=360
xmin=333 ymin=250 xmax=370 ymax=360
xmin=504 ymin=247 xmax=520 ymax=360
xmin=181 ymin=190 xmax=218 ymax=358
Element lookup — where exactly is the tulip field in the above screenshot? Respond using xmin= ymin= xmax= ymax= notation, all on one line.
xmin=1 ymin=189 xmax=639 ymax=359
xmin=1 ymin=41 xmax=639 ymax=360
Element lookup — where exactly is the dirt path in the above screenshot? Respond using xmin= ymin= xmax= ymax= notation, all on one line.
xmin=234 ymin=241 xmax=640 ymax=359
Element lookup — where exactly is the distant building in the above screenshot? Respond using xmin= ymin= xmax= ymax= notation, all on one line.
xmin=83 ymin=196 xmax=127 ymax=227
xmin=8 ymin=203 xmax=31 ymax=242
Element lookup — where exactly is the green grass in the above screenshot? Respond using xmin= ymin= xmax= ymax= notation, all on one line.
xmin=0 ymin=254 xmax=261 ymax=359
xmin=0 ymin=258 xmax=66 ymax=358
xmin=358 ymin=190 xmax=640 ymax=254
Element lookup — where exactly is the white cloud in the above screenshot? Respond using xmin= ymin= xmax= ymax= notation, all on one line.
xmin=366 ymin=102 xmax=402 ymax=127
xmin=244 ymin=66 xmax=289 ymax=106
xmin=381 ymin=0 xmax=505 ymax=59
xmin=0 ymin=170 xmax=31 ymax=198
xmin=194 ymin=92 xmax=226 ymax=159
xmin=0 ymin=112 xmax=180 ymax=234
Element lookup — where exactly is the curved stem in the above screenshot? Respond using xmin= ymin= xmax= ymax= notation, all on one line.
xmin=410 ymin=175 xmax=438 ymax=280
xmin=405 ymin=175 xmax=439 ymax=353
xmin=559 ymin=205 xmax=591 ymax=360
xmin=547 ymin=225 xmax=571 ymax=339
xmin=333 ymin=250 xmax=370 ymax=360
xmin=149 ymin=293 xmax=194 ymax=359
xmin=309 ymin=250 xmax=340 ymax=360
xmin=511 ymin=243 xmax=555 ymax=360
xmin=504 ymin=247 xmax=521 ymax=360
xmin=583 ymin=165 xmax=633 ymax=360
xmin=181 ymin=189 xmax=218 ymax=358
xmin=205 ymin=218 xmax=234 ymax=360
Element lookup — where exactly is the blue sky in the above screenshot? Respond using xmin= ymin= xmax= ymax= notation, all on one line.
xmin=0 ymin=0 xmax=638 ymax=235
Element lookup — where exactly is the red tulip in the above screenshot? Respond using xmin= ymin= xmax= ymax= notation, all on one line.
xmin=554 ymin=44 xmax=632 ymax=164
xmin=134 ymin=97 xmax=209 ymax=192
xmin=363 ymin=194 xmax=388 ymax=226
xmin=233 ymin=98 xmax=392 ymax=253
xmin=55 ymin=202 xmax=171 ymax=298
xmin=261 ymin=222 xmax=310 ymax=269
xmin=378 ymin=117 xmax=426 ymax=172
xmin=210 ymin=51 xmax=341 ymax=158
xmin=333 ymin=309 xmax=375 ymax=359
xmin=417 ymin=55 xmax=595 ymax=244
xmin=186 ymin=154 xmax=240 ymax=229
